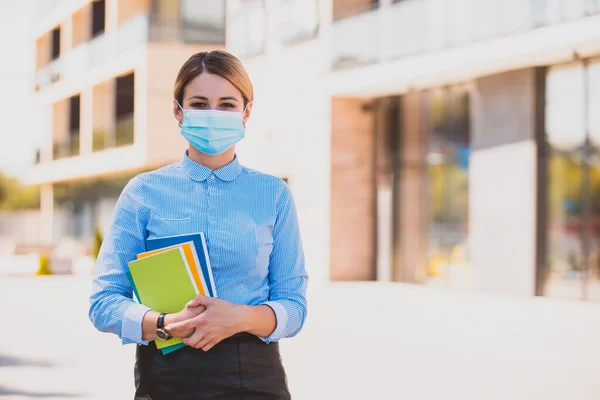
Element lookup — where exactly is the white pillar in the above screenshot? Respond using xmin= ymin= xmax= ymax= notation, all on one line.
xmin=470 ymin=68 xmax=542 ymax=296
xmin=80 ymin=87 xmax=93 ymax=155
xmin=106 ymin=0 xmax=120 ymax=29
xmin=376 ymin=187 xmax=393 ymax=282
xmin=61 ymin=16 xmax=73 ymax=53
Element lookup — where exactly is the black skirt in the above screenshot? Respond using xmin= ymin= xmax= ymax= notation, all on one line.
xmin=134 ymin=333 xmax=291 ymax=400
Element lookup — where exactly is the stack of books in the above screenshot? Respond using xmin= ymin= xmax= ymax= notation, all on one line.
xmin=126 ymin=233 xmax=216 ymax=355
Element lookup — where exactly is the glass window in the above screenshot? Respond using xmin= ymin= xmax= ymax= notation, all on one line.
xmin=180 ymin=0 xmax=226 ymax=43
xmin=116 ymin=73 xmax=135 ymax=118
xmin=92 ymin=0 xmax=106 ymax=37
xmin=587 ymin=58 xmax=600 ymax=302
xmin=181 ymin=0 xmax=225 ymax=26
xmin=589 ymin=59 xmax=600 ymax=143
xmin=424 ymin=87 xmax=471 ymax=289
xmin=153 ymin=0 xmax=179 ymax=21
xmin=69 ymin=95 xmax=81 ymax=133
xmin=373 ymin=86 xmax=471 ymax=289
xmin=546 ymin=63 xmax=586 ymax=149
xmin=150 ymin=0 xmax=225 ymax=43
xmin=115 ymin=73 xmax=135 ymax=147
xmin=51 ymin=26 xmax=60 ymax=60
xmin=544 ymin=60 xmax=600 ymax=301
xmin=228 ymin=0 xmax=266 ymax=57
xmin=280 ymin=0 xmax=319 ymax=45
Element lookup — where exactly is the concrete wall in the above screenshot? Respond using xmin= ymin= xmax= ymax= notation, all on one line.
xmin=332 ymin=0 xmax=374 ymax=20
xmin=35 ymin=29 xmax=52 ymax=70
xmin=470 ymin=68 xmax=543 ymax=296
xmin=51 ymin=98 xmax=69 ymax=143
xmin=330 ymin=97 xmax=376 ymax=281
xmin=117 ymin=0 xmax=149 ymax=24
xmin=470 ymin=142 xmax=539 ymax=296
xmin=397 ymin=93 xmax=429 ymax=283
xmin=71 ymin=4 xmax=90 ymax=48
xmin=92 ymin=79 xmax=116 ymax=147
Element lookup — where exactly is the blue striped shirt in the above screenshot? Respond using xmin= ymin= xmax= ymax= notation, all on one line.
xmin=89 ymin=151 xmax=308 ymax=345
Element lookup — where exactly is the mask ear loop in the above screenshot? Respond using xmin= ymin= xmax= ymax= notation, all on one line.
xmin=175 ymin=99 xmax=185 ymax=127
xmin=242 ymin=102 xmax=251 ymax=129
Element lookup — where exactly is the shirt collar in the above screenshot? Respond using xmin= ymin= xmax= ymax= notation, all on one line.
xmin=180 ymin=150 xmax=242 ymax=182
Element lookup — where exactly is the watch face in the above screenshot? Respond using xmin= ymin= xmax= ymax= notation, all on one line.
xmin=156 ymin=330 xmax=168 ymax=340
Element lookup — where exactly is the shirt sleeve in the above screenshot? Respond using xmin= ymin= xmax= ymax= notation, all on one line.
xmin=259 ymin=183 xmax=308 ymax=343
xmin=88 ymin=175 xmax=151 ymax=345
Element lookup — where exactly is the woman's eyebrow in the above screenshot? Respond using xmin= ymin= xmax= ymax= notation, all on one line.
xmin=187 ymin=95 xmax=239 ymax=102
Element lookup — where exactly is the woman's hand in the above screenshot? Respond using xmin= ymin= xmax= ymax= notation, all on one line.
xmin=165 ymin=296 xmax=249 ymax=351
xmin=164 ymin=303 xmax=207 ymax=338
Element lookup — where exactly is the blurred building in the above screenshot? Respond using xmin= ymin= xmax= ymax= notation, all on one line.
xmin=26 ymin=0 xmax=600 ymax=302
xmin=25 ymin=0 xmax=225 ymax=245
xmin=227 ymin=0 xmax=600 ymax=302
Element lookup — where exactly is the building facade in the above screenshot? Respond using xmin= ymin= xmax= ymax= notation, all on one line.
xmin=28 ymin=0 xmax=600 ymax=301
xmin=26 ymin=0 xmax=226 ymax=244
xmin=226 ymin=0 xmax=600 ymax=302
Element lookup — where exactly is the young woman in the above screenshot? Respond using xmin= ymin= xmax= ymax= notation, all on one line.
xmin=89 ymin=50 xmax=308 ymax=399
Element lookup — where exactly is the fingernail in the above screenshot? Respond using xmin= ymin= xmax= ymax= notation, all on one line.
xmin=185 ymin=300 xmax=194 ymax=307
xmin=165 ymin=325 xmax=172 ymax=331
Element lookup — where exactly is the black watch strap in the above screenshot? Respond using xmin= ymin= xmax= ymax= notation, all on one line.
xmin=157 ymin=313 xmax=168 ymax=329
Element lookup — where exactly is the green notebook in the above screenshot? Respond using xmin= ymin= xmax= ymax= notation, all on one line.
xmin=128 ymin=247 xmax=198 ymax=350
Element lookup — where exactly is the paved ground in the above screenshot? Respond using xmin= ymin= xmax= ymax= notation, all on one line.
xmin=2 ymin=276 xmax=600 ymax=399
xmin=0 ymin=276 xmax=134 ymax=399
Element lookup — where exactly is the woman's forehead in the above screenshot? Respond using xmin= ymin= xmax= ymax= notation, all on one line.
xmin=185 ymin=73 xmax=242 ymax=100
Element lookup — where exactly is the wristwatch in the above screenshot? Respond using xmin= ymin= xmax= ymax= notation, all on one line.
xmin=156 ymin=313 xmax=172 ymax=340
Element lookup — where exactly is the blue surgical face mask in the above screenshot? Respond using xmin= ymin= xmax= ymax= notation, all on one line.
xmin=176 ymin=101 xmax=248 ymax=156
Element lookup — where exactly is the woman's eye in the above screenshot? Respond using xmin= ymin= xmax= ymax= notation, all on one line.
xmin=191 ymin=103 xmax=207 ymax=109
xmin=220 ymin=103 xmax=235 ymax=109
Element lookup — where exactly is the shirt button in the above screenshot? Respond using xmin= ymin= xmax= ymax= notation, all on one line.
xmin=207 ymin=175 xmax=216 ymax=183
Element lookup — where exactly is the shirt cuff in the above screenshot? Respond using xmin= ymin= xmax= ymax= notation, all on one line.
xmin=121 ymin=302 xmax=151 ymax=345
xmin=258 ymin=301 xmax=288 ymax=344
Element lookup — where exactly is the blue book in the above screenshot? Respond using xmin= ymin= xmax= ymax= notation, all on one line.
xmin=146 ymin=233 xmax=217 ymax=298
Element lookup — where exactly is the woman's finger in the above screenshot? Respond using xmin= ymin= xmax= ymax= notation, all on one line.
xmin=182 ymin=328 xmax=204 ymax=347
xmin=166 ymin=314 xmax=204 ymax=331
xmin=195 ymin=336 xmax=212 ymax=351
xmin=186 ymin=295 xmax=214 ymax=308
xmin=185 ymin=296 xmax=203 ymax=308
xmin=201 ymin=340 xmax=218 ymax=352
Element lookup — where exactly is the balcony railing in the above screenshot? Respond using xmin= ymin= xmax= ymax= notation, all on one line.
xmin=93 ymin=113 xmax=135 ymax=153
xmin=149 ymin=18 xmax=226 ymax=44
xmin=331 ymin=0 xmax=600 ymax=70
xmin=115 ymin=113 xmax=134 ymax=147
xmin=34 ymin=58 xmax=64 ymax=91
xmin=35 ymin=14 xmax=149 ymax=91
xmin=52 ymin=134 xmax=80 ymax=160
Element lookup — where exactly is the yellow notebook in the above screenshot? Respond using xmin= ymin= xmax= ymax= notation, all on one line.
xmin=128 ymin=247 xmax=198 ymax=350
xmin=137 ymin=241 xmax=207 ymax=297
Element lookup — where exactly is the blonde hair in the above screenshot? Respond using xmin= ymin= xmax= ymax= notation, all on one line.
xmin=174 ymin=50 xmax=254 ymax=107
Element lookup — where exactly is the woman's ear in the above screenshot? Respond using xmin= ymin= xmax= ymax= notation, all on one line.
xmin=242 ymin=101 xmax=253 ymax=126
xmin=173 ymin=99 xmax=183 ymax=125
